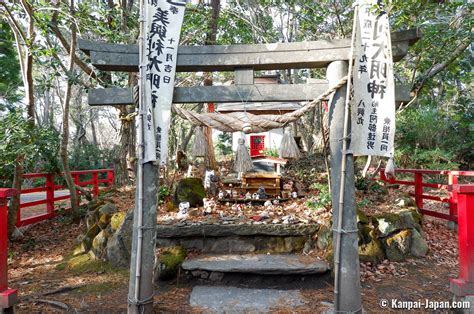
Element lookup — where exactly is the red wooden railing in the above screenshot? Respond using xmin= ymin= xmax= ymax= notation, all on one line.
xmin=379 ymin=169 xmax=474 ymax=222
xmin=0 ymin=188 xmax=17 ymax=310
xmin=449 ymin=185 xmax=474 ymax=297
xmin=18 ymin=169 xmax=114 ymax=227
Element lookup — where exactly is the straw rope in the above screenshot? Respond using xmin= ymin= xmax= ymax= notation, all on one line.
xmin=172 ymin=76 xmax=348 ymax=133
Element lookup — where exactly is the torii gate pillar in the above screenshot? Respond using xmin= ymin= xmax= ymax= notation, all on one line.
xmin=327 ymin=61 xmax=362 ymax=312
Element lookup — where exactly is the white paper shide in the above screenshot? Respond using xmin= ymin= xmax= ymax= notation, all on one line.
xmin=350 ymin=0 xmax=396 ymax=157
xmin=144 ymin=0 xmax=186 ymax=163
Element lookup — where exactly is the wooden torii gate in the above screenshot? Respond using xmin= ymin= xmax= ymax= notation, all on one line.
xmin=79 ymin=29 xmax=420 ymax=313
xmin=79 ymin=29 xmax=417 ymax=106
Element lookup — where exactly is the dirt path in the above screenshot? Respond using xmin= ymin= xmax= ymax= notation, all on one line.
xmin=7 ymin=181 xmax=460 ymax=313
xmin=7 ymin=215 xmax=458 ymax=313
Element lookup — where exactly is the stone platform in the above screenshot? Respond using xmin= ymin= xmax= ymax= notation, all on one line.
xmin=156 ymin=223 xmax=319 ymax=254
xmin=182 ymin=254 xmax=329 ymax=275
xmin=189 ymin=286 xmax=305 ymax=313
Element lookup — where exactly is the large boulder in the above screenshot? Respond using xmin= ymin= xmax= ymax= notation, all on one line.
xmin=410 ymin=228 xmax=429 ymax=257
xmin=357 ymin=208 xmax=369 ymax=225
xmin=316 ymin=224 xmax=332 ymax=251
xmin=90 ymin=230 xmax=108 ymax=260
xmin=371 ymin=213 xmax=404 ymax=237
xmin=359 ymin=236 xmax=385 ymax=264
xmin=399 ymin=209 xmax=422 ymax=231
xmin=154 ymin=246 xmax=187 ymax=281
xmin=99 ymin=203 xmax=117 ymax=215
xmin=110 ymin=212 xmax=127 ymax=231
xmin=383 ymin=229 xmax=412 ymax=262
xmin=174 ymin=178 xmax=206 ymax=207
xmin=107 ymin=210 xmax=134 ymax=268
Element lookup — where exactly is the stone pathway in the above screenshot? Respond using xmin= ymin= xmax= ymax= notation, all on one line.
xmin=189 ymin=286 xmax=305 ymax=313
xmin=182 ymin=254 xmax=329 ymax=275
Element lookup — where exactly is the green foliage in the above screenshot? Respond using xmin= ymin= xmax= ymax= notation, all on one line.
xmin=263 ymin=147 xmax=279 ymax=158
xmin=396 ymin=105 xmax=471 ymax=169
xmin=307 ymin=182 xmax=331 ymax=209
xmin=158 ymin=186 xmax=170 ymax=204
xmin=355 ymin=176 xmax=385 ymax=193
xmin=216 ymin=132 xmax=233 ymax=156
xmin=69 ymin=143 xmax=115 ymax=171
xmin=0 ymin=22 xmax=22 ymax=106
xmin=357 ymin=198 xmax=371 ymax=209
xmin=0 ymin=110 xmax=61 ymax=186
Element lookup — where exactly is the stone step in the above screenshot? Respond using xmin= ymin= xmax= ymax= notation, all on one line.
xmin=189 ymin=286 xmax=305 ymax=313
xmin=182 ymin=254 xmax=329 ymax=275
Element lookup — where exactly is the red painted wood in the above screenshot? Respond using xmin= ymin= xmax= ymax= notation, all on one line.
xmin=46 ymin=174 xmax=54 ymax=215
xmin=92 ymin=172 xmax=99 ymax=198
xmin=378 ymin=168 xmax=473 ymax=222
xmin=21 ymin=187 xmax=46 ymax=194
xmin=19 ymin=199 xmax=47 ymax=208
xmin=250 ymin=135 xmax=265 ymax=157
xmin=414 ymin=173 xmax=424 ymax=210
xmin=207 ymin=102 xmax=215 ymax=113
xmin=0 ymin=188 xmax=17 ymax=302
xmin=450 ymin=185 xmax=474 ymax=296
xmin=448 ymin=174 xmax=459 ymax=223
xmin=390 ymin=169 xmax=474 ymax=176
xmin=419 ymin=208 xmax=453 ymax=221
xmin=408 ymin=192 xmax=449 ymax=203
xmin=16 ymin=169 xmax=115 ymax=227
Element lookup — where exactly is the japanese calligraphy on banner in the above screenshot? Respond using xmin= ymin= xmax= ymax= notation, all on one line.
xmin=350 ymin=0 xmax=395 ymax=157
xmin=143 ymin=0 xmax=186 ymax=163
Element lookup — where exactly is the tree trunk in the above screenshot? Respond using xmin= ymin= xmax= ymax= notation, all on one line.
xmin=90 ymin=109 xmax=98 ymax=146
xmin=202 ymin=0 xmax=221 ymax=170
xmin=43 ymin=88 xmax=51 ymax=126
xmin=60 ymin=0 xmax=79 ymax=217
xmin=8 ymin=156 xmax=24 ymax=238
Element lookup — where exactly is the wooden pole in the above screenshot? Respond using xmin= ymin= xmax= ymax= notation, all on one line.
xmin=327 ymin=59 xmax=362 ymax=313
xmin=128 ymin=1 xmax=158 ymax=313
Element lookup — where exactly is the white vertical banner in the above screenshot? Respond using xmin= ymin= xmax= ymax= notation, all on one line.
xmin=350 ymin=0 xmax=395 ymax=157
xmin=144 ymin=0 xmax=186 ymax=163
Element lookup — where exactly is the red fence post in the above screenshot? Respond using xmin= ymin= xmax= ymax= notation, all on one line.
xmin=0 ymin=188 xmax=18 ymax=310
xmin=92 ymin=172 xmax=99 ymax=198
xmin=414 ymin=172 xmax=423 ymax=210
xmin=448 ymin=173 xmax=459 ymax=222
xmin=46 ymin=174 xmax=55 ymax=217
xmin=449 ymin=184 xmax=474 ymax=297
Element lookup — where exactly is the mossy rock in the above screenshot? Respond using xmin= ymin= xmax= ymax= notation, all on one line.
xmin=410 ymin=228 xmax=429 ymax=257
xmin=359 ymin=236 xmax=385 ymax=264
xmin=164 ymin=201 xmax=177 ymax=212
xmin=324 ymin=249 xmax=334 ymax=272
xmin=265 ymin=237 xmax=287 ymax=253
xmin=154 ymin=246 xmax=187 ymax=281
xmin=85 ymin=214 xmax=97 ymax=230
xmin=383 ymin=229 xmax=412 ymax=262
xmin=86 ymin=224 xmax=101 ymax=239
xmin=73 ymin=236 xmax=93 ymax=256
xmin=399 ymin=209 xmax=423 ymax=231
xmin=99 ymin=203 xmax=117 ymax=215
xmin=357 ymin=208 xmax=369 ymax=225
xmin=174 ymin=178 xmax=206 ymax=207
xmin=284 ymin=237 xmax=306 ymax=253
xmin=110 ymin=212 xmax=127 ymax=231
xmin=87 ymin=199 xmax=105 ymax=211
xmin=316 ymin=224 xmax=333 ymax=251
xmin=395 ymin=197 xmax=416 ymax=208
xmin=98 ymin=214 xmax=112 ymax=229
xmin=371 ymin=213 xmax=404 ymax=237
xmin=358 ymin=224 xmax=373 ymax=246
xmin=107 ymin=210 xmax=134 ymax=268
xmin=90 ymin=230 xmax=108 ymax=260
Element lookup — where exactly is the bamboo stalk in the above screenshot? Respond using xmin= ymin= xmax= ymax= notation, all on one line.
xmin=334 ymin=3 xmax=359 ymax=311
